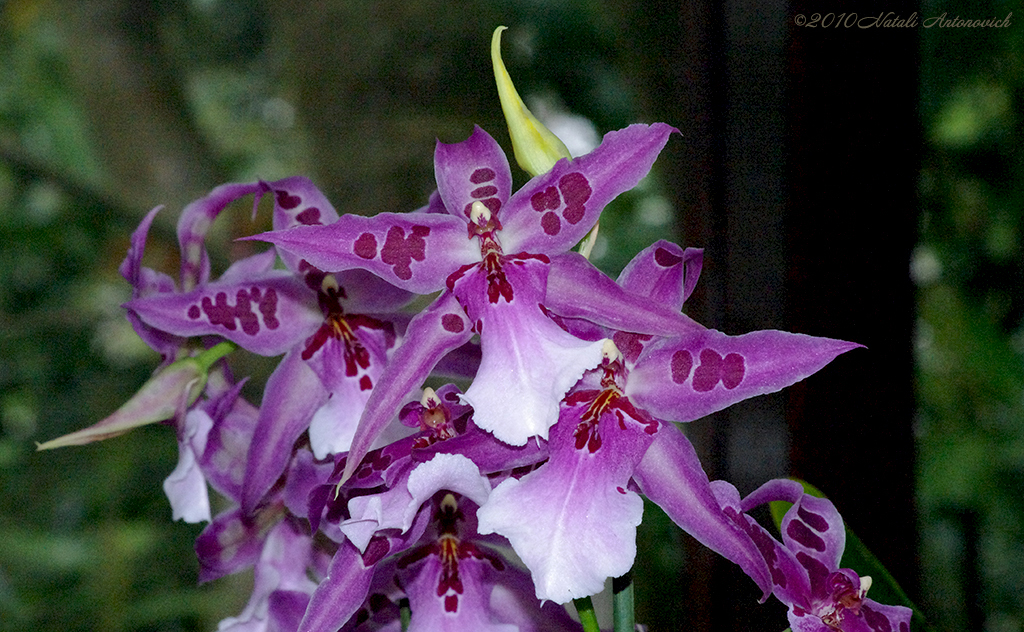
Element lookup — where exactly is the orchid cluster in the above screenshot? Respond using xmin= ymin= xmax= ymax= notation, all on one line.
xmin=40 ymin=28 xmax=912 ymax=632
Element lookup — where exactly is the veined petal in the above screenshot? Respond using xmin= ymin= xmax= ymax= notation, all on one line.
xmin=615 ymin=240 xmax=703 ymax=311
xmin=476 ymin=404 xmax=651 ymax=603
xmin=626 ymin=330 xmax=862 ymax=423
xmin=632 ymin=426 xmax=773 ymax=598
xmin=545 ymin=252 xmax=703 ymax=336
xmin=499 ymin=122 xmax=677 ymax=255
xmin=341 ymin=291 xmax=474 ymax=483
xmin=252 ymin=212 xmax=478 ymax=294
xmin=435 ymin=125 xmax=513 ymax=221
xmin=126 ymin=272 xmax=321 ymax=357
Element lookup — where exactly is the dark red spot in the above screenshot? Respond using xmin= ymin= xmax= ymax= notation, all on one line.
xmin=199 ymin=288 xmax=268 ymax=335
xmin=796 ymin=551 xmax=830 ymax=590
xmin=797 ymin=505 xmax=830 ymax=533
xmin=558 ymin=173 xmax=591 ymax=225
xmin=295 ymin=207 xmax=322 ymax=225
xmin=541 ymin=212 xmax=561 ymax=235
xmin=530 ymin=186 xmax=560 ymax=212
xmin=444 ymin=595 xmax=458 ymax=613
xmin=654 ymin=247 xmax=683 ymax=267
xmin=441 ymin=314 xmax=464 ymax=333
xmin=722 ymin=353 xmax=745 ymax=389
xmin=359 ymin=375 xmax=373 ymax=391
xmin=613 ymin=331 xmax=651 ymax=364
xmin=362 ymin=537 xmax=391 ymax=565
xmin=470 ymin=168 xmax=495 ymax=184
xmin=188 ymin=305 xmax=200 ymax=319
xmin=470 ymin=185 xmax=497 ymax=198
xmin=670 ymin=350 xmax=693 ymax=384
xmin=275 ymin=190 xmax=301 ymax=210
xmin=258 ymin=288 xmax=280 ymax=329
xmin=563 ymin=203 xmax=585 ymax=224
xmin=481 ymin=197 xmax=501 ymax=214
xmin=788 ymin=520 xmax=827 ymax=552
xmin=692 ymin=349 xmax=722 ymax=392
xmin=354 ymin=233 xmax=378 ymax=259
xmin=380 ymin=225 xmax=430 ymax=280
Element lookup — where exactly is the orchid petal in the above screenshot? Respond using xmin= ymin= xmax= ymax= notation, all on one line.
xmin=615 ymin=240 xmax=703 ymax=311
xmin=632 ymin=426 xmax=773 ymax=598
xmin=499 ymin=123 xmax=677 ymax=254
xmin=126 ymin=272 xmax=321 ymax=356
xmin=164 ymin=408 xmax=214 ymax=523
xmin=252 ymin=212 xmax=479 ymax=294
xmin=545 ymin=252 xmax=703 ymax=336
xmin=435 ymin=125 xmax=513 ymax=221
xmin=342 ymin=291 xmax=474 ymax=483
xmin=626 ymin=330 xmax=862 ymax=423
xmin=261 ymin=176 xmax=342 ymax=274
xmin=242 ymin=351 xmax=328 ymax=514
xmin=177 ymin=181 xmax=263 ymax=291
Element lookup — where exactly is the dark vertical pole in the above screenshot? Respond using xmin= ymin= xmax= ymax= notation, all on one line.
xmin=785 ymin=0 xmax=920 ymax=598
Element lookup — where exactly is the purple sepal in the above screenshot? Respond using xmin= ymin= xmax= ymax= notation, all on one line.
xmin=546 ymin=252 xmax=703 ymax=336
xmin=434 ymin=125 xmax=513 ymax=222
xmin=252 ymin=212 xmax=479 ymax=294
xmin=632 ymin=426 xmax=773 ymax=599
xmin=242 ymin=351 xmax=328 ymax=514
xmin=296 ymin=541 xmax=376 ymax=632
xmin=194 ymin=504 xmax=285 ymax=583
xmin=626 ymin=330 xmax=862 ymax=424
xmin=615 ymin=240 xmax=703 ymax=311
xmin=341 ymin=291 xmax=474 ymax=483
xmin=125 ymin=271 xmax=321 ymax=357
xmin=197 ymin=383 xmax=258 ymax=503
xmin=500 ymin=123 xmax=678 ymax=255
xmin=176 ymin=181 xmax=263 ymax=291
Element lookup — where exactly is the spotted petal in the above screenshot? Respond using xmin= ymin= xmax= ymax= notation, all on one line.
xmin=616 ymin=240 xmax=703 ymax=311
xmin=499 ymin=123 xmax=677 ymax=255
xmin=625 ymin=329 xmax=862 ymax=424
xmin=434 ymin=125 xmax=513 ymax=222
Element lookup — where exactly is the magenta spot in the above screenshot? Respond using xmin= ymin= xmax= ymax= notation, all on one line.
xmin=380 ymin=225 xmax=430 ymax=280
xmin=692 ymin=349 xmax=723 ymax=392
xmin=670 ymin=349 xmax=693 ymax=384
xmin=530 ymin=186 xmax=561 ymax=212
xmin=258 ymin=287 xmax=280 ymax=329
xmin=361 ymin=537 xmax=391 ymax=565
xmin=862 ymin=606 xmax=893 ymax=632
xmin=441 ymin=314 xmax=464 ymax=333
xmin=721 ymin=353 xmax=744 ymax=389
xmin=199 ymin=289 xmax=263 ymax=335
xmin=470 ymin=168 xmax=495 ymax=184
xmin=275 ymin=190 xmax=301 ymax=210
xmin=188 ymin=305 xmax=200 ymax=319
xmin=616 ymin=486 xmax=627 ymax=494
xmin=654 ymin=247 xmax=683 ymax=267
xmin=354 ymin=233 xmax=378 ymax=259
xmin=470 ymin=185 xmax=498 ymax=199
xmin=541 ymin=212 xmax=561 ymax=235
xmin=295 ymin=207 xmax=322 ymax=225
xmin=796 ymin=551 xmax=830 ymax=589
xmin=788 ymin=520 xmax=827 ymax=552
xmin=481 ymin=197 xmax=501 ymax=214
xmin=359 ymin=375 xmax=373 ymax=391
xmin=563 ymin=204 xmax=585 ymax=224
xmin=613 ymin=331 xmax=652 ymax=364
xmin=797 ymin=505 xmax=830 ymax=532
xmin=558 ymin=173 xmax=591 ymax=225
xmin=444 ymin=595 xmax=458 ymax=613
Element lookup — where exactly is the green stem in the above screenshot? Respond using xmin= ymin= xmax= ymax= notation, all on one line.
xmin=194 ymin=340 xmax=237 ymax=371
xmin=573 ymin=596 xmax=602 ymax=632
xmin=612 ymin=571 xmax=635 ymax=632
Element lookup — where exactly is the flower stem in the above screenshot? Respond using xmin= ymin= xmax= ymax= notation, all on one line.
xmin=573 ymin=597 xmax=602 ymax=632
xmin=613 ymin=571 xmax=635 ymax=632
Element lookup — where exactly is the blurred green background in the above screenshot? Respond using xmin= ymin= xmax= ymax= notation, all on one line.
xmin=0 ymin=1 xmax=1020 ymax=630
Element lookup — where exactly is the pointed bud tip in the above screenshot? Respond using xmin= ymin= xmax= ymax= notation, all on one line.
xmin=491 ymin=25 xmax=571 ymax=177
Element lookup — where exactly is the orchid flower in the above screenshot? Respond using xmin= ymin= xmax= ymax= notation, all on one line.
xmin=477 ymin=240 xmax=861 ymax=603
xmin=714 ymin=478 xmax=913 ymax=632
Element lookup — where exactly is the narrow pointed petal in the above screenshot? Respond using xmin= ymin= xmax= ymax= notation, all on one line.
xmin=615 ymin=240 xmax=703 ymax=311
xmin=252 ymin=212 xmax=478 ymax=294
xmin=296 ymin=541 xmax=376 ymax=632
xmin=499 ymin=122 xmax=676 ymax=255
xmin=435 ymin=125 xmax=513 ymax=221
xmin=491 ymin=26 xmax=571 ymax=177
xmin=176 ymin=181 xmax=262 ymax=290
xmin=125 ymin=271 xmax=320 ymax=356
xmin=626 ymin=330 xmax=862 ymax=423
xmin=632 ymin=426 xmax=773 ymax=598
xmin=545 ymin=252 xmax=702 ymax=336
xmin=242 ymin=351 xmax=328 ymax=514
xmin=342 ymin=291 xmax=474 ymax=483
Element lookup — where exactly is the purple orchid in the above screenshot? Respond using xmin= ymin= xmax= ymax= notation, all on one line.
xmin=254 ymin=122 xmax=698 ymax=484
xmin=715 ymin=478 xmax=912 ymax=632
xmin=123 ymin=177 xmax=416 ymax=513
xmin=476 ymin=240 xmax=861 ymax=603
